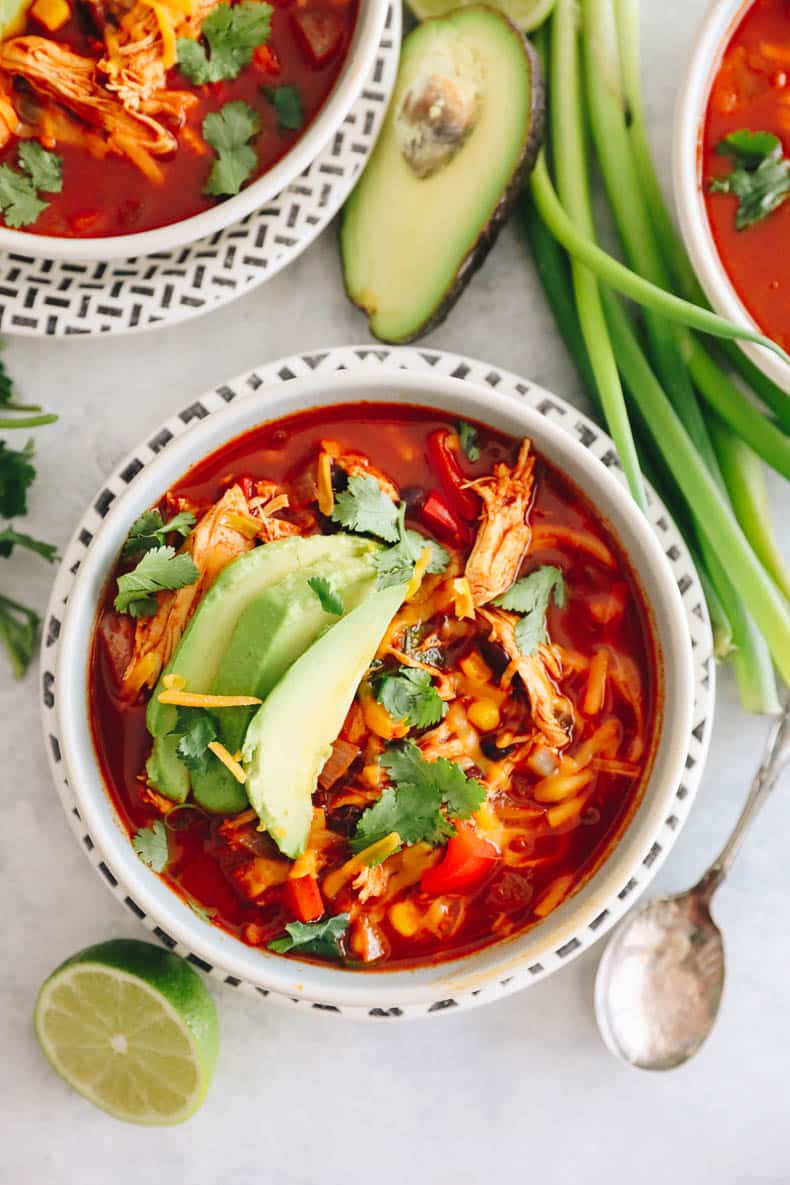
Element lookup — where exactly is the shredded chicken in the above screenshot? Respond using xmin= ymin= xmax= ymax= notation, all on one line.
xmin=480 ymin=607 xmax=573 ymax=751
xmin=464 ymin=439 xmax=534 ymax=607
xmin=0 ymin=75 xmax=21 ymax=150
xmin=0 ymin=36 xmax=176 ymax=173
xmin=98 ymin=0 xmax=217 ymax=117
xmin=321 ymin=439 xmax=399 ymax=500
xmin=352 ymin=863 xmax=389 ymax=904
xmin=122 ymin=484 xmax=256 ymax=694
xmin=248 ymin=480 xmax=302 ymax=543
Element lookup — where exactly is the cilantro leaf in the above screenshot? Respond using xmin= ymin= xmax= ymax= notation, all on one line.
xmin=457 ymin=420 xmax=480 ymax=462
xmin=132 ymin=820 xmax=169 ymax=872
xmin=308 ymin=574 xmax=343 ymax=616
xmin=203 ymin=100 xmax=261 ymax=196
xmin=351 ymin=784 xmax=452 ymax=852
xmin=711 ymin=130 xmax=790 ymax=229
xmin=375 ymin=666 xmax=446 ymax=729
xmin=177 ymin=1 xmax=272 ymax=83
xmin=0 ymin=438 xmax=35 ymax=517
xmin=268 ymin=914 xmax=349 ymax=959
xmin=0 ymin=166 xmax=48 ymax=229
xmin=494 ymin=565 xmax=566 ymax=655
xmin=371 ymin=504 xmax=449 ymax=590
xmin=265 ymin=84 xmax=303 ymax=130
xmin=169 ymin=706 xmax=220 ymax=774
xmin=0 ymin=593 xmax=39 ymax=678
xmin=114 ymin=546 xmax=199 ymax=618
xmin=404 ymin=529 xmax=449 ymax=574
xmin=351 ymin=740 xmax=485 ymax=852
xmin=122 ymin=508 xmax=196 ymax=558
xmin=331 ymin=474 xmax=400 ymax=542
xmin=0 ymin=525 xmax=57 ymax=562
xmin=382 ymin=740 xmax=486 ymax=819
xmin=18 ymin=142 xmax=63 ymax=193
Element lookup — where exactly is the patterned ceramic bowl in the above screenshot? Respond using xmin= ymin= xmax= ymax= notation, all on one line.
xmin=0 ymin=0 xmax=388 ymax=263
xmin=43 ymin=351 xmax=707 ymax=1019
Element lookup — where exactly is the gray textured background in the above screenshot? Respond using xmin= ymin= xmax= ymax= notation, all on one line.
xmin=2 ymin=1 xmax=789 ymax=1181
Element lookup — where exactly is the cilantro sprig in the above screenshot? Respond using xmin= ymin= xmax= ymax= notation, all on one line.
xmin=203 ymin=101 xmax=262 ymax=197
xmin=114 ymin=546 xmax=200 ymax=618
xmin=122 ymin=509 xmax=196 ymax=558
xmin=374 ymin=505 xmax=450 ymax=590
xmin=351 ymin=740 xmax=486 ymax=853
xmin=331 ymin=474 xmax=400 ymax=542
xmin=308 ymin=574 xmax=343 ymax=616
xmin=0 ymin=353 xmax=57 ymax=677
xmin=169 ymin=706 xmax=220 ymax=773
xmin=269 ymin=914 xmax=349 ymax=959
xmin=132 ymin=820 xmax=170 ymax=872
xmin=0 ymin=142 xmax=63 ymax=230
xmin=375 ymin=666 xmax=446 ymax=729
xmin=457 ymin=420 xmax=480 ymax=462
xmin=177 ymin=1 xmax=273 ymax=84
xmin=710 ymin=130 xmax=790 ymax=230
xmin=265 ymin=84 xmax=303 ymax=131
xmin=493 ymin=565 xmax=566 ymax=655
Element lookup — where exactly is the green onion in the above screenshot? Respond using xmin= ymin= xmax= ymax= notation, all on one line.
xmin=529 ymin=155 xmax=790 ymax=370
xmin=549 ymin=0 xmax=645 ymax=508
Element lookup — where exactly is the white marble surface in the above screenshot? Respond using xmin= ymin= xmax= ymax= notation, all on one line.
xmin=2 ymin=2 xmax=789 ymax=1182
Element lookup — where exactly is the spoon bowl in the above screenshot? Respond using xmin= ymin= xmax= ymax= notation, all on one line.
xmin=594 ymin=892 xmax=725 ymax=1071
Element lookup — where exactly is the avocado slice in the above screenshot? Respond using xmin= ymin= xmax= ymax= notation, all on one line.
xmin=145 ymin=533 xmax=374 ymax=802
xmin=189 ymin=547 xmax=378 ymax=813
xmin=341 ymin=5 xmax=544 ymax=343
xmin=243 ymin=583 xmax=408 ymax=858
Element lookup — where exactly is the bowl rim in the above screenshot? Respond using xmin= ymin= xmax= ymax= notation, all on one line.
xmin=672 ymin=0 xmax=790 ymax=394
xmin=51 ymin=365 xmax=698 ymax=1010
xmin=0 ymin=0 xmax=387 ymax=263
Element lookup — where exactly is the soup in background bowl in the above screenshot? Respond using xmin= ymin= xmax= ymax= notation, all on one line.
xmin=50 ymin=368 xmax=696 ymax=1012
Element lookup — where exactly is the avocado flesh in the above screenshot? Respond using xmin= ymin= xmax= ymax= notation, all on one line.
xmin=243 ymin=583 xmax=407 ymax=858
xmin=146 ymin=533 xmax=375 ymax=802
xmin=189 ymin=547 xmax=378 ymax=813
xmin=341 ymin=6 xmax=544 ymax=343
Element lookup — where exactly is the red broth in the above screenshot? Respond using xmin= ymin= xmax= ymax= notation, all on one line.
xmin=0 ymin=0 xmax=356 ymax=237
xmin=89 ymin=403 xmax=661 ymax=970
xmin=703 ymin=0 xmax=790 ymax=347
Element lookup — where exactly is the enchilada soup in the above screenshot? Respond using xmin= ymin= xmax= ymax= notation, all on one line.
xmin=89 ymin=403 xmax=660 ymax=970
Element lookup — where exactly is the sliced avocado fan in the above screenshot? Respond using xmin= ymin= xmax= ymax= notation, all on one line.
xmin=243 ymin=583 xmax=408 ymax=859
xmin=146 ymin=533 xmax=376 ymax=805
xmin=341 ymin=5 xmax=545 ymax=343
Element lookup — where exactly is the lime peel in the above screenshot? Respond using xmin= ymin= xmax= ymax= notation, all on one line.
xmin=406 ymin=0 xmax=555 ymax=33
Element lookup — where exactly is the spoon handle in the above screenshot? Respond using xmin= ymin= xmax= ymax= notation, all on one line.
xmin=696 ymin=699 xmax=790 ymax=901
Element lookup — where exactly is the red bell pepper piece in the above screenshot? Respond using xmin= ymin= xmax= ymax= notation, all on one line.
xmin=420 ymin=489 xmax=472 ymax=547
xmin=426 ymin=428 xmax=480 ymax=522
xmin=420 ymin=823 xmax=499 ymax=895
xmin=286 ymin=875 xmax=324 ymax=923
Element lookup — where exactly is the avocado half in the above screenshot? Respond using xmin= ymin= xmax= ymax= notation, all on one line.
xmin=341 ymin=5 xmax=545 ymax=343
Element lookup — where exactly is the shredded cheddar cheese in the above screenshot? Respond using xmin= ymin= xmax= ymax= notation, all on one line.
xmin=163 ymin=672 xmax=186 ymax=691
xmin=451 ymin=576 xmax=475 ymax=620
xmin=207 ymin=742 xmax=247 ymax=784
xmin=146 ymin=0 xmax=177 ymax=66
xmin=158 ymin=689 xmax=262 ymax=708
xmin=317 ymin=451 xmax=334 ymax=516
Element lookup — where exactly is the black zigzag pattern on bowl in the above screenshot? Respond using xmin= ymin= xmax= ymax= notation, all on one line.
xmin=39 ymin=346 xmax=715 ymax=1020
xmin=0 ymin=3 xmax=400 ymax=340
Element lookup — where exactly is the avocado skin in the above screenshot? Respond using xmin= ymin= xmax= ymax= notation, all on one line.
xmin=341 ymin=11 xmax=546 ymax=344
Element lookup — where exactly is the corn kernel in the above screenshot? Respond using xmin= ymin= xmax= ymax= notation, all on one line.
xmin=31 ymin=0 xmax=70 ymax=30
xmin=468 ymin=699 xmax=500 ymax=732
xmin=460 ymin=652 xmax=493 ymax=684
xmin=389 ymin=900 xmax=422 ymax=938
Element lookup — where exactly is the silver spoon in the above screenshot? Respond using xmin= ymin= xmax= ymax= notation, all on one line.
xmin=594 ymin=700 xmax=790 ymax=1071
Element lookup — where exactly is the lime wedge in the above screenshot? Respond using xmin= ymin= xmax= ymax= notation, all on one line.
xmin=34 ymin=939 xmax=219 ymax=1125
xmin=405 ymin=0 xmax=555 ymax=33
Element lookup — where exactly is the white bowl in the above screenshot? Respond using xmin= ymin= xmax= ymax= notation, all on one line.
xmin=673 ymin=0 xmax=790 ymax=393
xmin=0 ymin=0 xmax=387 ymax=263
xmin=49 ymin=363 xmax=697 ymax=1016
